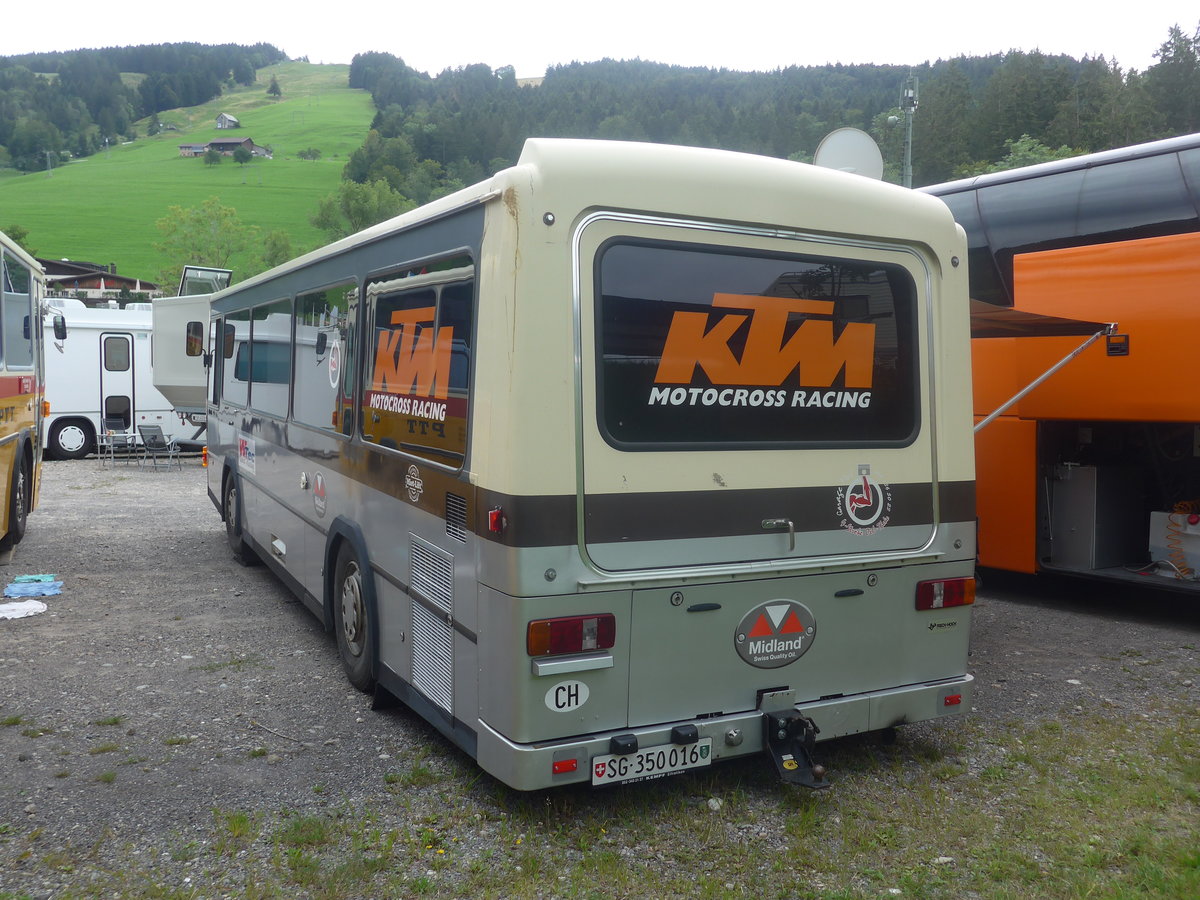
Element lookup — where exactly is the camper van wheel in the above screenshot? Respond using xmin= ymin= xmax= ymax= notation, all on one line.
xmin=223 ymin=475 xmax=257 ymax=566
xmin=48 ymin=419 xmax=93 ymax=460
xmin=334 ymin=541 xmax=376 ymax=693
xmin=1 ymin=446 xmax=28 ymax=549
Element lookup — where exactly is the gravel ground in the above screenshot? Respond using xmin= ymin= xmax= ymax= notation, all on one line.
xmin=1 ymin=458 xmax=1197 ymax=897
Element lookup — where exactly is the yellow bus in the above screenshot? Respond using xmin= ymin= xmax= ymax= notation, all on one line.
xmin=0 ymin=230 xmax=55 ymax=550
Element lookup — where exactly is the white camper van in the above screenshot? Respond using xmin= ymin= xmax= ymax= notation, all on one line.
xmin=43 ymin=299 xmax=189 ymax=459
xmin=151 ymin=267 xmax=232 ymax=427
xmin=151 ymin=292 xmax=214 ymax=423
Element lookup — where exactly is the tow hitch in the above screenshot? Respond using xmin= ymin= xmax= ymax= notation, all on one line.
xmin=759 ymin=689 xmax=830 ymax=789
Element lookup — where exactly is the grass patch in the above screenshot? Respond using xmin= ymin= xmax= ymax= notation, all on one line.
xmin=92 ymin=716 xmax=125 ymax=727
xmin=0 ymin=62 xmax=372 ymax=280
xmin=4 ymin=697 xmax=1196 ymax=899
xmin=87 ymin=743 xmax=120 ymax=755
xmin=212 ymin=810 xmax=259 ymax=856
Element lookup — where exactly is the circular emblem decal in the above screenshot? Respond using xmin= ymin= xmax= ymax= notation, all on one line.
xmin=734 ymin=600 xmax=816 ymax=669
xmin=836 ymin=466 xmax=893 ymax=535
xmin=327 ymin=340 xmax=341 ymax=389
xmin=405 ymin=464 xmax=424 ymax=503
xmin=313 ymin=472 xmax=327 ymax=518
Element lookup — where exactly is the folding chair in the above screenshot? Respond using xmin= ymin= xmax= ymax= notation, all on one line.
xmin=137 ymin=424 xmax=182 ymax=470
xmin=98 ymin=417 xmax=135 ymax=467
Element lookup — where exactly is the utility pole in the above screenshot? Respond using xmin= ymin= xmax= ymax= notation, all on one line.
xmin=900 ymin=74 xmax=919 ymax=188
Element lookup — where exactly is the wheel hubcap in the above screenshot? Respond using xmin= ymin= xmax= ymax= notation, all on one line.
xmin=340 ymin=562 xmax=364 ymax=656
xmin=58 ymin=425 xmax=86 ymax=453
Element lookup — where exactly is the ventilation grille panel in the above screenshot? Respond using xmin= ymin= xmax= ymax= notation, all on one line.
xmin=412 ymin=603 xmax=453 ymax=712
xmin=410 ymin=535 xmax=453 ymax=613
xmin=410 ymin=535 xmax=454 ymax=714
xmin=445 ymin=493 xmax=468 ymax=542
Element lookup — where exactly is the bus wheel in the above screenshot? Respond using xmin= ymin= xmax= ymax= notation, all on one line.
xmin=48 ymin=419 xmax=93 ymax=460
xmin=334 ymin=541 xmax=376 ymax=692
xmin=2 ymin=446 xmax=28 ymax=549
xmin=223 ymin=475 xmax=257 ymax=566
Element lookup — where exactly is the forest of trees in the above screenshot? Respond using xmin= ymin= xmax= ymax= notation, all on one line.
xmin=2 ymin=25 xmax=1199 ymax=194
xmin=339 ymin=21 xmax=1200 ymax=211
xmin=0 ymin=43 xmax=284 ymax=170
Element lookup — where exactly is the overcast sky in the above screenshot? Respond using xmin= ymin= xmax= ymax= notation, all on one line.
xmin=2 ymin=1 xmax=1196 ymax=78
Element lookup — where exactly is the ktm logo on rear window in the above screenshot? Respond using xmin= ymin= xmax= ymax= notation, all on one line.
xmin=372 ymin=306 xmax=453 ymax=399
xmin=654 ymin=294 xmax=875 ymax=388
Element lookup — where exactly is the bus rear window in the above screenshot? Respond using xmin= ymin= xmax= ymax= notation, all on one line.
xmin=596 ymin=240 xmax=919 ymax=449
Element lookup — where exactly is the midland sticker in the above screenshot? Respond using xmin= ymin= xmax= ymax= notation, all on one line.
xmin=735 ymin=600 xmax=816 ymax=668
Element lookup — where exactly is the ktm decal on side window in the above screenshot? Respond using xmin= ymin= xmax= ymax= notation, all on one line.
xmin=597 ymin=239 xmax=919 ymax=448
xmin=361 ymin=276 xmax=474 ymax=466
xmin=367 ymin=305 xmax=454 ymax=419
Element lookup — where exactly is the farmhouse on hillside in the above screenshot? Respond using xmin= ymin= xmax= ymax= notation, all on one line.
xmin=216 ymin=113 xmax=240 ymax=129
xmin=39 ymin=258 xmax=161 ymax=302
xmin=178 ymin=137 xmax=272 ymax=159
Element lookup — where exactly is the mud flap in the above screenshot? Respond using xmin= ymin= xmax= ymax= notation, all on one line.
xmin=763 ymin=710 xmax=830 ymax=789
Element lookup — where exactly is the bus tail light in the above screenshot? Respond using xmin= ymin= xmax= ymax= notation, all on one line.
xmin=527 ymin=614 xmax=616 ymax=656
xmin=915 ymin=577 xmax=975 ymax=610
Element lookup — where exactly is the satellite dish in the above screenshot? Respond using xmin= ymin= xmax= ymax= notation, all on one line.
xmin=813 ymin=128 xmax=884 ymax=180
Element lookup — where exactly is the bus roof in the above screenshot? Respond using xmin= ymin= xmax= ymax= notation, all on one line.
xmin=923 ymin=132 xmax=1200 ymax=196
xmin=214 ymin=138 xmax=958 ymax=308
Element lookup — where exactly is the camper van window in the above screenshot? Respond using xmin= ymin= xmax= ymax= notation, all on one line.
xmin=103 ymin=336 xmax=131 ymax=372
xmin=596 ymin=240 xmax=919 ymax=449
xmin=1 ymin=250 xmax=33 ymax=369
xmin=185 ymin=322 xmax=205 ymax=357
xmin=295 ymin=281 xmax=358 ymax=434
xmin=362 ymin=270 xmax=474 ymax=465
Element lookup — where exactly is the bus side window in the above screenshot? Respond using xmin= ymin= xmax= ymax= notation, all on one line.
xmin=1 ymin=250 xmax=33 ymax=368
xmin=361 ymin=269 xmax=474 ymax=466
xmin=294 ymin=280 xmax=358 ymax=434
xmin=224 ymin=309 xmax=250 ymax=407
xmin=248 ymin=299 xmax=292 ymax=419
xmin=211 ymin=318 xmax=225 ymax=406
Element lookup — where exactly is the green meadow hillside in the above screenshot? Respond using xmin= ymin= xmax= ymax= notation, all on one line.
xmin=0 ymin=62 xmax=373 ymax=285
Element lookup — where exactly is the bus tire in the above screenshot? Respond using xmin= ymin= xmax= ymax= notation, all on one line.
xmin=333 ymin=541 xmax=376 ymax=693
xmin=223 ymin=474 xmax=257 ymax=566
xmin=47 ymin=419 xmax=94 ymax=460
xmin=2 ymin=444 xmax=29 ymax=549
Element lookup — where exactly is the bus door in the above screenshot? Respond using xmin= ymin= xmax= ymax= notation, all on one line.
xmin=578 ymin=221 xmax=938 ymax=725
xmin=100 ymin=332 xmax=135 ymax=431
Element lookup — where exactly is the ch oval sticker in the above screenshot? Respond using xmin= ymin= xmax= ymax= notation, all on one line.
xmin=544 ymin=680 xmax=589 ymax=712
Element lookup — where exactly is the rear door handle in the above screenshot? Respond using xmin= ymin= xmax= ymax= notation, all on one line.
xmin=762 ymin=518 xmax=795 ymax=552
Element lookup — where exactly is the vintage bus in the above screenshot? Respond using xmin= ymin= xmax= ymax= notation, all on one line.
xmin=924 ymin=133 xmax=1200 ymax=592
xmin=205 ymin=139 xmax=977 ymax=790
xmin=0 ymin=230 xmax=55 ymax=549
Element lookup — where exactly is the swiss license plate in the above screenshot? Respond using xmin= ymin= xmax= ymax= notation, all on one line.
xmin=591 ymin=738 xmax=713 ymax=785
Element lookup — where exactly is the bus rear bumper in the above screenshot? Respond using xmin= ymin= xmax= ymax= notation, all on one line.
xmin=475 ymin=673 xmax=973 ymax=791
